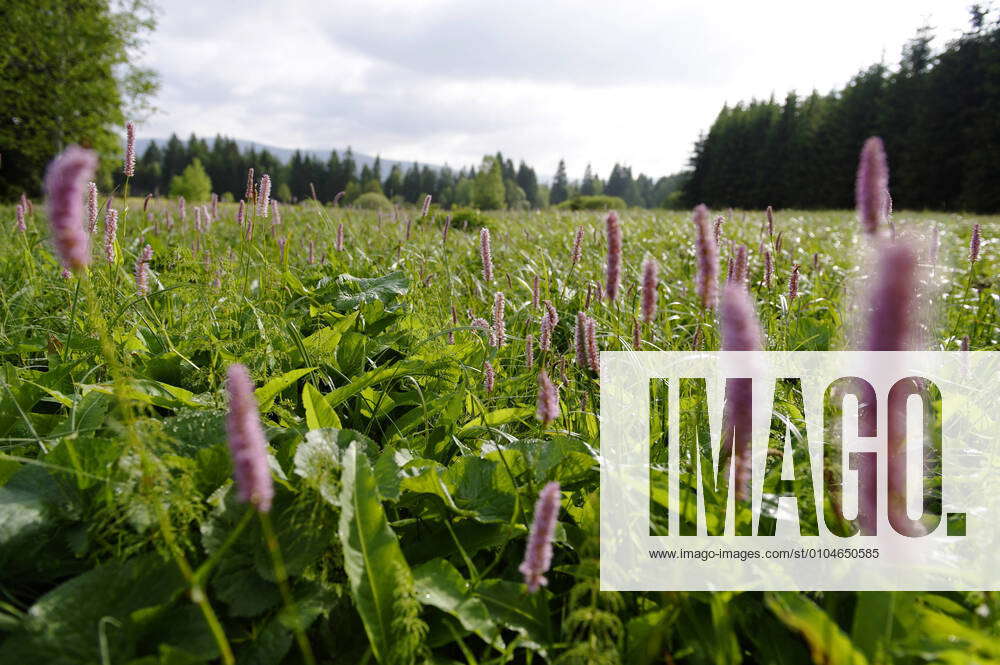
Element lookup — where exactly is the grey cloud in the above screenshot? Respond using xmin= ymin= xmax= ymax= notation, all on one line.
xmin=320 ymin=0 xmax=740 ymax=86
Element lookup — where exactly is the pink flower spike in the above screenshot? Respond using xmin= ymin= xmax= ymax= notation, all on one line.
xmin=135 ymin=244 xmax=153 ymax=296
xmin=535 ymin=369 xmax=559 ymax=425
xmin=721 ymin=282 xmax=763 ymax=352
xmin=491 ymin=291 xmax=506 ymax=348
xmin=866 ymin=242 xmax=917 ymax=351
xmin=693 ymin=204 xmax=718 ymax=309
xmin=483 ymin=360 xmax=495 ymax=394
xmin=641 ymin=258 xmax=658 ymax=323
xmin=605 ymin=211 xmax=622 ymax=301
xmin=480 ymin=228 xmax=494 ymax=282
xmin=44 ymin=146 xmax=97 ymax=271
xmin=124 ymin=121 xmax=136 ymax=177
xmin=257 ymin=175 xmax=271 ymax=217
xmin=104 ymin=208 xmax=118 ymax=263
xmin=571 ymin=225 xmax=584 ymax=265
xmin=856 ymin=137 xmax=889 ymax=235
xmin=87 ymin=182 xmax=98 ymax=233
xmin=519 ymin=481 xmax=561 ymax=592
xmin=225 ymin=364 xmax=274 ymax=512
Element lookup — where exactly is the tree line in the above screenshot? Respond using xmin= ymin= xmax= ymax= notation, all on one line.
xmin=684 ymin=6 xmax=1000 ymax=213
xmin=129 ymin=134 xmax=686 ymax=209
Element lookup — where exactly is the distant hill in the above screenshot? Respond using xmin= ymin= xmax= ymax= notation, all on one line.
xmin=135 ymin=137 xmax=445 ymax=175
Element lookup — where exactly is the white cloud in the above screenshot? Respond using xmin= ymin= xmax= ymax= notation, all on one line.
xmin=139 ymin=0 xmax=974 ymax=177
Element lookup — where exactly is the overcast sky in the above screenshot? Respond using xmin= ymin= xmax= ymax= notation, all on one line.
xmin=138 ymin=0 xmax=973 ymax=178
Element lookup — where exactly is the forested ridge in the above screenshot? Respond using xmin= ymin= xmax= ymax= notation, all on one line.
xmin=684 ymin=7 xmax=1000 ymax=213
xmin=126 ymin=136 xmax=683 ymax=209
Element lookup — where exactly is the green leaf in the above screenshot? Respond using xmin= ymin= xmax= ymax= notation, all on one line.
xmin=303 ymin=383 xmax=341 ymax=430
xmin=302 ymin=328 xmax=343 ymax=366
xmin=324 ymin=359 xmax=417 ymax=408
xmin=529 ymin=437 xmax=597 ymax=486
xmin=626 ymin=609 xmax=673 ymax=665
xmin=412 ymin=559 xmax=502 ymax=648
xmin=214 ymin=557 xmax=281 ymax=618
xmin=336 ymin=331 xmax=368 ymax=377
xmin=851 ymin=592 xmax=895 ymax=663
xmin=82 ymin=379 xmax=207 ymax=410
xmin=44 ymin=436 xmax=118 ymax=490
xmin=0 ymin=553 xmax=185 ymax=664
xmin=162 ymin=409 xmax=227 ymax=456
xmin=0 ymin=465 xmax=66 ymax=571
xmin=46 ymin=390 xmax=111 ymax=439
xmin=474 ymin=579 xmax=552 ymax=650
xmin=766 ymin=592 xmax=869 ymax=665
xmin=255 ymin=367 xmax=317 ymax=411
xmin=337 ymin=440 xmax=414 ymax=664
xmin=0 ymin=362 xmax=75 ymax=435
xmin=235 ymin=613 xmax=293 ymax=665
xmin=374 ymin=446 xmax=412 ymax=502
xmin=445 ymin=456 xmax=517 ymax=523
xmin=315 ymin=271 xmax=409 ymax=312
xmin=458 ymin=407 xmax=535 ymax=436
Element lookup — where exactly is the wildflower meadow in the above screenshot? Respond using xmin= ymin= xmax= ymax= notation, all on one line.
xmin=0 ymin=124 xmax=996 ymax=665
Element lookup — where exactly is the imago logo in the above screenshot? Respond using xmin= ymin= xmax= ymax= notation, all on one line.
xmin=599 ymin=352 xmax=1000 ymax=591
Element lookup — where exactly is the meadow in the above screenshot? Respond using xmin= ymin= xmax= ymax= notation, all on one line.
xmin=0 ymin=156 xmax=997 ymax=664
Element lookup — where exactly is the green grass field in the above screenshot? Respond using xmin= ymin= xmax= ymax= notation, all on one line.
xmin=0 ymin=198 xmax=996 ymax=664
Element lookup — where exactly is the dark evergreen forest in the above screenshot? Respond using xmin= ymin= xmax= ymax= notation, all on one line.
xmin=684 ymin=8 xmax=1000 ymax=212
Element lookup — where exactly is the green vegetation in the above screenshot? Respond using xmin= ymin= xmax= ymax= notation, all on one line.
xmin=169 ymin=158 xmax=213 ymax=201
xmin=352 ymin=191 xmax=394 ymax=210
xmin=0 ymin=193 xmax=997 ymax=662
xmin=557 ymin=194 xmax=626 ymax=211
xmin=0 ymin=0 xmax=158 ymax=198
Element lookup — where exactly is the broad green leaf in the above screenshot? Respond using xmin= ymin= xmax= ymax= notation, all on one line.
xmin=162 ymin=409 xmax=227 ymax=456
xmin=444 ymin=456 xmax=517 ymax=523
xmin=83 ymin=379 xmax=207 ymax=410
xmin=401 ymin=520 xmax=524 ymax=566
xmin=510 ymin=437 xmax=597 ymax=487
xmin=386 ymin=386 xmax=467 ymax=442
xmin=338 ymin=441 xmax=415 ymax=664
xmin=458 ymin=407 xmax=535 ymax=436
xmin=0 ymin=362 xmax=74 ymax=434
xmin=134 ymin=604 xmax=220 ymax=664
xmin=474 ymin=579 xmax=552 ymax=650
xmin=766 ymin=592 xmax=869 ymax=665
xmin=325 ymin=358 xmax=436 ymax=408
xmin=255 ymin=367 xmax=317 ymax=410
xmin=44 ymin=436 xmax=118 ymax=490
xmin=626 ymin=609 xmax=673 ymax=665
xmin=325 ymin=361 xmax=399 ymax=408
xmin=374 ymin=446 xmax=413 ymax=502
xmin=336 ymin=331 xmax=368 ymax=377
xmin=21 ymin=380 xmax=72 ymax=407
xmin=46 ymin=390 xmax=111 ymax=439
xmin=412 ymin=559 xmax=502 ymax=648
xmin=302 ymin=328 xmax=343 ymax=366
xmin=283 ymin=270 xmax=307 ymax=295
xmin=399 ymin=462 xmax=469 ymax=516
xmin=851 ymin=592 xmax=895 ymax=663
xmin=0 ymin=466 xmax=66 ymax=570
xmin=213 ymin=557 xmax=281 ymax=617
xmin=315 ymin=271 xmax=409 ymax=312
xmin=0 ymin=553 xmax=185 ymax=664
xmin=303 ymin=383 xmax=341 ymax=429
xmin=236 ymin=613 xmax=293 ymax=665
